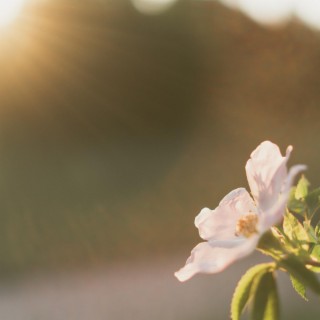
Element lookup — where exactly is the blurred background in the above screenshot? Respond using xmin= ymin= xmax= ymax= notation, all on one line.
xmin=0 ymin=0 xmax=320 ymax=318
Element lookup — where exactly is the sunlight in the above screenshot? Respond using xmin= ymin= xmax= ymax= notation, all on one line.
xmin=0 ymin=0 xmax=25 ymax=27
xmin=218 ymin=0 xmax=320 ymax=30
xmin=237 ymin=0 xmax=292 ymax=25
xmin=294 ymin=0 xmax=320 ymax=30
xmin=131 ymin=0 xmax=178 ymax=14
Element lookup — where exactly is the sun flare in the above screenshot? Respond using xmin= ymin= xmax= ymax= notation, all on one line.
xmin=0 ymin=0 xmax=25 ymax=27
xmin=131 ymin=0 xmax=177 ymax=14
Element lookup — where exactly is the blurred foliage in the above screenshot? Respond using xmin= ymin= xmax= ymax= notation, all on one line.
xmin=1 ymin=0 xmax=320 ymax=278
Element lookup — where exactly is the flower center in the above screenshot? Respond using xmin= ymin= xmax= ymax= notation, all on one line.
xmin=235 ymin=213 xmax=258 ymax=238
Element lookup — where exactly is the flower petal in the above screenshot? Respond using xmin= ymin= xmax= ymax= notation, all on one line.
xmin=259 ymin=164 xmax=307 ymax=231
xmin=174 ymin=237 xmax=258 ymax=282
xmin=245 ymin=141 xmax=292 ymax=211
xmin=195 ymin=188 xmax=256 ymax=241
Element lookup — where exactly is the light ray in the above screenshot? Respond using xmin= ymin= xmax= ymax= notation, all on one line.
xmin=0 ymin=0 xmax=25 ymax=27
xmin=131 ymin=0 xmax=178 ymax=15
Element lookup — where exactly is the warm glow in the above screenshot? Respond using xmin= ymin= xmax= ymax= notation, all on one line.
xmin=131 ymin=0 xmax=177 ymax=14
xmin=294 ymin=0 xmax=320 ymax=30
xmin=237 ymin=0 xmax=292 ymax=25
xmin=218 ymin=0 xmax=320 ymax=30
xmin=0 ymin=0 xmax=25 ymax=27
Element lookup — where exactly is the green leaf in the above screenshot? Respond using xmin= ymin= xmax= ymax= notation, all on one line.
xmin=283 ymin=212 xmax=309 ymax=248
xmin=257 ymin=231 xmax=284 ymax=259
xmin=310 ymin=245 xmax=320 ymax=272
xmin=250 ymin=272 xmax=280 ymax=320
xmin=288 ymin=187 xmax=306 ymax=215
xmin=303 ymin=222 xmax=318 ymax=244
xmin=295 ymin=175 xmax=309 ymax=200
xmin=311 ymin=245 xmax=320 ymax=261
xmin=231 ymin=263 xmax=274 ymax=320
xmin=316 ymin=222 xmax=320 ymax=237
xmin=279 ymin=255 xmax=320 ymax=295
xmin=290 ymin=274 xmax=308 ymax=301
xmin=305 ymin=187 xmax=320 ymax=216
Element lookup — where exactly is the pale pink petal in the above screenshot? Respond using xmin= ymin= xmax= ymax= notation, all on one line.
xmin=174 ymin=237 xmax=258 ymax=282
xmin=195 ymin=188 xmax=256 ymax=241
xmin=259 ymin=164 xmax=307 ymax=231
xmin=245 ymin=141 xmax=291 ymax=211
xmin=281 ymin=164 xmax=307 ymax=195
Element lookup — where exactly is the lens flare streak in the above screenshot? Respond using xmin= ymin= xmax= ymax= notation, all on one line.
xmin=0 ymin=0 xmax=25 ymax=27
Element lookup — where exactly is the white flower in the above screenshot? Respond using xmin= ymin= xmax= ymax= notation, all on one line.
xmin=174 ymin=141 xmax=306 ymax=282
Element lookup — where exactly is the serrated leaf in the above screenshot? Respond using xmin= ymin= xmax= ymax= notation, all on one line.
xmin=283 ymin=212 xmax=309 ymax=248
xmin=310 ymin=246 xmax=320 ymax=272
xmin=257 ymin=231 xmax=284 ymax=259
xmin=250 ymin=272 xmax=279 ymax=320
xmin=279 ymin=255 xmax=320 ymax=295
xmin=290 ymin=274 xmax=308 ymax=301
xmin=231 ymin=263 xmax=274 ymax=320
xmin=305 ymin=187 xmax=320 ymax=216
xmin=295 ymin=175 xmax=309 ymax=200
xmin=311 ymin=245 xmax=320 ymax=261
xmin=316 ymin=223 xmax=320 ymax=237
xmin=288 ymin=187 xmax=306 ymax=215
xmin=303 ymin=222 xmax=318 ymax=244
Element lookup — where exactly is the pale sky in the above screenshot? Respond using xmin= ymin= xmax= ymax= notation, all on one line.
xmin=1 ymin=0 xmax=320 ymax=30
xmin=131 ymin=0 xmax=320 ymax=31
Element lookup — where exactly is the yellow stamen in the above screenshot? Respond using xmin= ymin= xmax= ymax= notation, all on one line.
xmin=235 ymin=213 xmax=258 ymax=238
